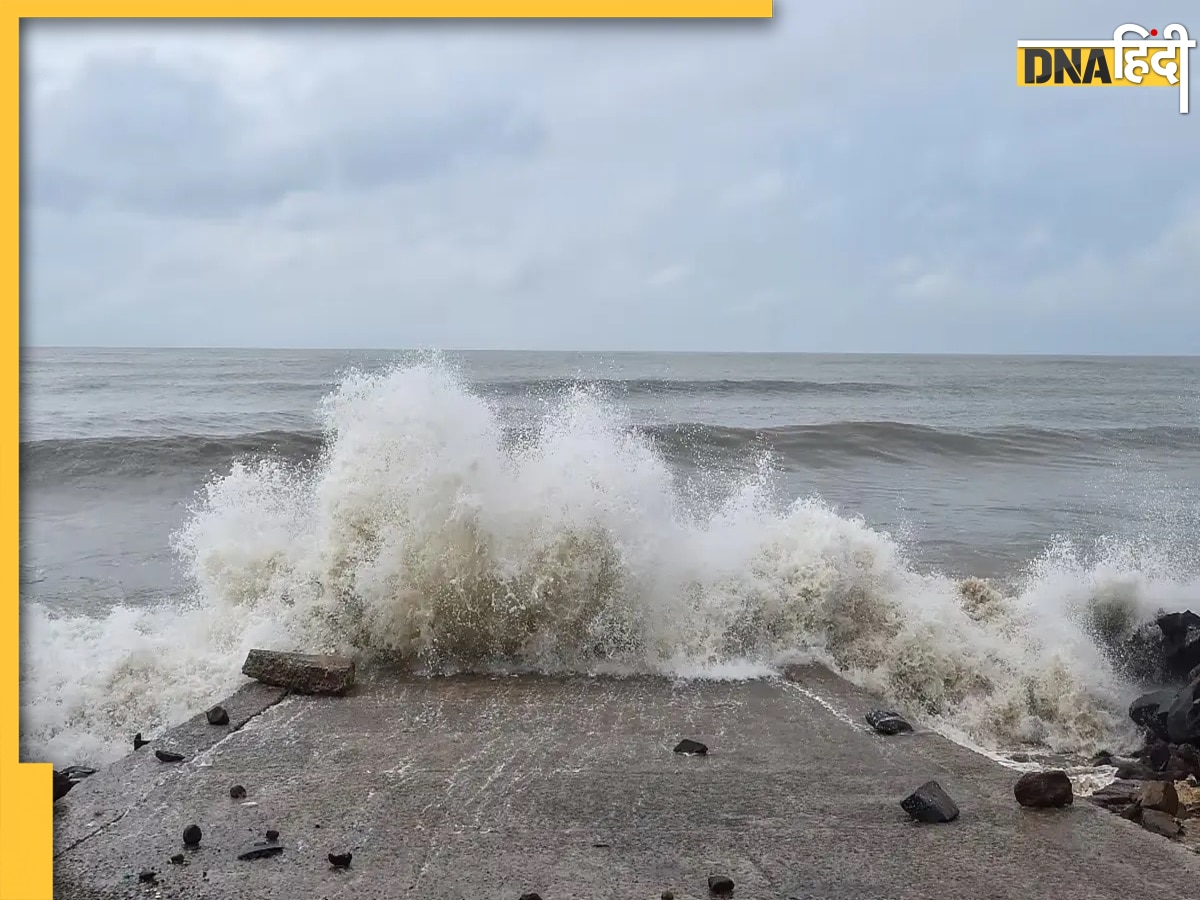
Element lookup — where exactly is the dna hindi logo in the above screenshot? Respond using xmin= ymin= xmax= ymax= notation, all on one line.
xmin=1016 ymin=23 xmax=1195 ymax=113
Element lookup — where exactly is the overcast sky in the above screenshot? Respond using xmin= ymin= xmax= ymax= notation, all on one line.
xmin=21 ymin=4 xmax=1200 ymax=353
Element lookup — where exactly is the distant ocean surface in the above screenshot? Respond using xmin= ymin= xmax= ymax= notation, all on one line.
xmin=18 ymin=348 xmax=1200 ymax=767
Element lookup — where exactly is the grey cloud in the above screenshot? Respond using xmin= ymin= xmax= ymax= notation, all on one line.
xmin=27 ymin=50 xmax=545 ymax=218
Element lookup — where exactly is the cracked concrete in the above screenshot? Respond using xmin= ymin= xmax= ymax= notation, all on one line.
xmin=52 ymin=668 xmax=1200 ymax=899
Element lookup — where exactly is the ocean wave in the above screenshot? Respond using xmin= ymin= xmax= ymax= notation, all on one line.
xmin=479 ymin=376 xmax=909 ymax=397
xmin=21 ymin=419 xmax=1199 ymax=482
xmin=19 ymin=357 xmax=1200 ymax=768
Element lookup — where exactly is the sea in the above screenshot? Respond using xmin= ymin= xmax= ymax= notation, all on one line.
xmin=18 ymin=348 xmax=1200 ymax=768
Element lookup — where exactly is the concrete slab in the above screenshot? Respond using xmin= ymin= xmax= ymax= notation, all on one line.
xmin=52 ymin=667 xmax=1199 ymax=899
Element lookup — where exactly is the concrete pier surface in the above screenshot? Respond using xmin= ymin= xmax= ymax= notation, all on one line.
xmin=53 ymin=666 xmax=1198 ymax=899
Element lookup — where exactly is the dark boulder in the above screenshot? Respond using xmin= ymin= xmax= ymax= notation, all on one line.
xmin=1166 ymin=673 xmax=1200 ymax=746
xmin=708 ymin=875 xmax=735 ymax=895
xmin=673 ymin=739 xmax=708 ymax=755
xmin=205 ymin=705 xmax=229 ymax=726
xmin=133 ymin=733 xmax=149 ymax=750
xmin=138 ymin=871 xmax=157 ymax=884
xmin=1014 ymin=771 xmax=1073 ymax=808
xmin=53 ymin=766 xmax=97 ymax=801
xmin=183 ymin=824 xmax=202 ymax=847
xmin=328 ymin=851 xmax=352 ymax=868
xmin=1129 ymin=689 xmax=1176 ymax=742
xmin=901 ymin=780 xmax=959 ymax=823
xmin=1156 ymin=610 xmax=1200 ymax=681
xmin=156 ymin=750 xmax=185 ymax=763
xmin=865 ymin=709 xmax=912 ymax=735
xmin=230 ymin=785 xmax=246 ymax=799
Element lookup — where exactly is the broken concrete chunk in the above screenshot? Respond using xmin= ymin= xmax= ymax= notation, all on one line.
xmin=1140 ymin=780 xmax=1180 ymax=816
xmin=673 ymin=739 xmax=708 ymax=755
xmin=866 ymin=709 xmax=913 ymax=735
xmin=238 ymin=845 xmax=284 ymax=861
xmin=901 ymin=780 xmax=959 ymax=823
xmin=241 ymin=649 xmax=355 ymax=695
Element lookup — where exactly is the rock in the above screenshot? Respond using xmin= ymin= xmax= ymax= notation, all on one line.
xmin=1141 ymin=808 xmax=1183 ymax=838
xmin=1177 ymin=780 xmax=1200 ymax=816
xmin=170 ymin=854 xmax=185 ymax=865
xmin=241 ymin=649 xmax=355 ymax=695
xmin=138 ymin=871 xmax=157 ymax=884
xmin=865 ymin=709 xmax=913 ymax=735
xmin=1089 ymin=750 xmax=1114 ymax=766
xmin=230 ymin=785 xmax=246 ymax=799
xmin=1014 ymin=771 xmax=1073 ymax=808
xmin=1088 ymin=780 xmax=1141 ymax=809
xmin=205 ymin=705 xmax=229 ymax=726
xmin=1130 ymin=689 xmax=1177 ymax=742
xmin=1140 ymin=780 xmax=1181 ymax=816
xmin=673 ymin=739 xmax=708 ymax=755
xmin=1120 ymin=802 xmax=1143 ymax=822
xmin=1166 ymin=673 xmax=1200 ymax=746
xmin=265 ymin=829 xmax=279 ymax=842
xmin=1115 ymin=761 xmax=1161 ymax=781
xmin=662 ymin=892 xmax=675 ymax=900
xmin=901 ymin=780 xmax=959 ymax=823
xmin=1145 ymin=741 xmax=1173 ymax=770
xmin=238 ymin=845 xmax=284 ymax=861
xmin=156 ymin=749 xmax=185 ymax=763
xmin=1157 ymin=610 xmax=1200 ymax=681
xmin=708 ymin=874 xmax=735 ymax=894
xmin=1010 ymin=753 xmax=1032 ymax=763
xmin=53 ymin=770 xmax=74 ymax=801
xmin=518 ymin=894 xmax=542 ymax=900
xmin=328 ymin=851 xmax=352 ymax=868
xmin=183 ymin=824 xmax=202 ymax=847
xmin=133 ymin=733 xmax=149 ymax=750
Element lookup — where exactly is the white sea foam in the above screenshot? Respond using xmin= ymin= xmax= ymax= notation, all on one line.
xmin=19 ymin=356 xmax=1200 ymax=766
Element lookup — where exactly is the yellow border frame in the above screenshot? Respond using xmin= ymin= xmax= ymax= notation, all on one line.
xmin=2 ymin=5 xmax=771 ymax=898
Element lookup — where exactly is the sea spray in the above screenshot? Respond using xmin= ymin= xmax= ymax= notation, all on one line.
xmin=19 ymin=356 xmax=1199 ymax=766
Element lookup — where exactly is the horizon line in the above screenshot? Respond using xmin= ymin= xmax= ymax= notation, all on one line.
xmin=17 ymin=345 xmax=1200 ymax=358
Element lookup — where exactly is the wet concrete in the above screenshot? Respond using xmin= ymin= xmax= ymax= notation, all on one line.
xmin=53 ymin=666 xmax=1199 ymax=899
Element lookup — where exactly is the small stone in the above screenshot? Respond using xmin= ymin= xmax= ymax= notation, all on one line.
xmin=1014 ymin=771 xmax=1073 ymax=808
xmin=865 ymin=709 xmax=912 ymax=735
xmin=1010 ymin=753 xmax=1032 ymax=763
xmin=708 ymin=874 xmax=735 ymax=895
xmin=138 ymin=871 xmax=157 ymax=884
xmin=133 ymin=733 xmax=149 ymax=750
xmin=156 ymin=750 xmax=185 ymax=763
xmin=673 ymin=739 xmax=708 ymax=755
xmin=170 ymin=854 xmax=185 ymax=865
xmin=1140 ymin=780 xmax=1181 ymax=816
xmin=230 ymin=785 xmax=246 ymax=799
xmin=205 ymin=705 xmax=229 ymax=726
xmin=662 ymin=892 xmax=675 ymax=900
xmin=241 ymin=649 xmax=355 ymax=695
xmin=901 ymin=780 xmax=959 ymax=823
xmin=265 ymin=829 xmax=279 ymax=842
xmin=328 ymin=851 xmax=352 ymax=868
xmin=1141 ymin=808 xmax=1183 ymax=838
xmin=183 ymin=824 xmax=202 ymax=847
xmin=518 ymin=894 xmax=542 ymax=900
xmin=238 ymin=845 xmax=284 ymax=861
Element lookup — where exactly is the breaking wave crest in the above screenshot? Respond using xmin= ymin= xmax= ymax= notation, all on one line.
xmin=19 ymin=357 xmax=1200 ymax=766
